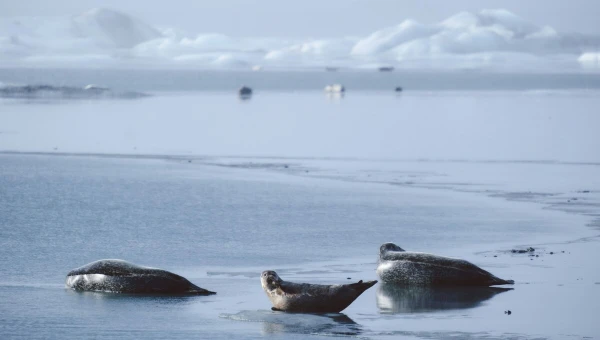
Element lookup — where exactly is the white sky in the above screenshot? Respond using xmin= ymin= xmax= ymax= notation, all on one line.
xmin=1 ymin=0 xmax=599 ymax=37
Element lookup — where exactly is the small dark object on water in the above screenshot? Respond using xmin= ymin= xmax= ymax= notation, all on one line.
xmin=536 ymin=255 xmax=539 ymax=257
xmin=505 ymin=310 xmax=512 ymax=315
xmin=378 ymin=66 xmax=394 ymax=72
xmin=347 ymin=277 xmax=351 ymax=280
xmin=188 ymin=160 xmax=192 ymax=163
xmin=239 ymin=86 xmax=252 ymax=96
xmin=581 ymin=190 xmax=590 ymax=193
xmin=284 ymin=165 xmax=289 ymax=168
xmin=493 ymin=255 xmax=497 ymax=257
xmin=395 ymin=86 xmax=403 ymax=92
xmin=550 ymin=252 xmax=554 ymax=255
xmin=512 ymin=247 xmax=534 ymax=254
xmin=562 ymin=251 xmax=564 ymax=253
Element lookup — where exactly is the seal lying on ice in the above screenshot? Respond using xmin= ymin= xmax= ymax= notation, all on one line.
xmin=65 ymin=259 xmax=216 ymax=295
xmin=377 ymin=243 xmax=514 ymax=286
xmin=260 ymin=270 xmax=377 ymax=313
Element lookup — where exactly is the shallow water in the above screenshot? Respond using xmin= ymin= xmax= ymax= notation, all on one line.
xmin=1 ymin=90 xmax=599 ymax=162
xmin=1 ymin=86 xmax=599 ymax=339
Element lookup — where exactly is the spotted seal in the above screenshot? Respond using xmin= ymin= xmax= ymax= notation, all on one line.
xmin=260 ymin=270 xmax=377 ymax=313
xmin=65 ymin=259 xmax=216 ymax=295
xmin=377 ymin=243 xmax=514 ymax=286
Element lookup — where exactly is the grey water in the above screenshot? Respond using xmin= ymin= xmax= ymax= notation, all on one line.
xmin=1 ymin=68 xmax=600 ymax=92
xmin=1 ymin=70 xmax=600 ymax=339
xmin=0 ymin=152 xmax=582 ymax=340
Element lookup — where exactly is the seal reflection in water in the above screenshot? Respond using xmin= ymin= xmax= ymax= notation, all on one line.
xmin=377 ymin=243 xmax=514 ymax=286
xmin=66 ymin=259 xmax=216 ymax=295
xmin=261 ymin=270 xmax=377 ymax=313
xmin=377 ymin=283 xmax=512 ymax=313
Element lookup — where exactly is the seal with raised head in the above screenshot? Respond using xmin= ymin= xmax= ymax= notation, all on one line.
xmin=377 ymin=243 xmax=514 ymax=286
xmin=66 ymin=259 xmax=216 ymax=295
xmin=260 ymin=270 xmax=377 ymax=313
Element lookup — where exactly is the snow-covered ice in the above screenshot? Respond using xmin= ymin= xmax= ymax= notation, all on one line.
xmin=1 ymin=8 xmax=599 ymax=71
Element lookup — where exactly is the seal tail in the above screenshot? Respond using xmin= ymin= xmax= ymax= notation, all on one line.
xmin=350 ymin=280 xmax=378 ymax=294
xmin=189 ymin=287 xmax=217 ymax=295
xmin=489 ymin=277 xmax=514 ymax=286
xmin=188 ymin=283 xmax=217 ymax=295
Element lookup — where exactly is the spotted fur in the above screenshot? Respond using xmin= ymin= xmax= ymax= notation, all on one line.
xmin=377 ymin=243 xmax=514 ymax=286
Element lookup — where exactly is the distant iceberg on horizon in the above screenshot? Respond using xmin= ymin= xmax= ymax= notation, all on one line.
xmin=0 ymin=82 xmax=149 ymax=99
xmin=1 ymin=7 xmax=599 ymax=71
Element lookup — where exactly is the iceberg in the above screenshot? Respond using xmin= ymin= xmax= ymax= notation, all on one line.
xmin=1 ymin=8 xmax=599 ymax=71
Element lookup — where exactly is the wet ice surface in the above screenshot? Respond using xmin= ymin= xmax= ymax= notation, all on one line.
xmin=1 ymin=90 xmax=599 ymax=339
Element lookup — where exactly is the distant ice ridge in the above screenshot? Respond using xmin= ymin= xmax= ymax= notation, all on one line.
xmin=1 ymin=8 xmax=599 ymax=71
xmin=0 ymin=83 xmax=149 ymax=99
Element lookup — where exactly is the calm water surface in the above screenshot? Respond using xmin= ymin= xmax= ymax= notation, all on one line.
xmin=0 ymin=152 xmax=590 ymax=339
xmin=1 ymin=80 xmax=599 ymax=339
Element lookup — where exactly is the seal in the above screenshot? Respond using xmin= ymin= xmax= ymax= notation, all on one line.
xmin=260 ymin=270 xmax=377 ymax=313
xmin=377 ymin=243 xmax=514 ymax=286
xmin=65 ymin=259 xmax=216 ymax=295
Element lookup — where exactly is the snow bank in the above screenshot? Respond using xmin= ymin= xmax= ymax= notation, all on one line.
xmin=578 ymin=52 xmax=600 ymax=69
xmin=1 ymin=8 xmax=598 ymax=71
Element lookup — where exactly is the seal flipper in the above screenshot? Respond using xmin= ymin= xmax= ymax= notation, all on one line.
xmin=188 ymin=287 xmax=217 ymax=295
xmin=349 ymin=279 xmax=378 ymax=293
xmin=187 ymin=282 xmax=216 ymax=295
xmin=489 ymin=278 xmax=514 ymax=286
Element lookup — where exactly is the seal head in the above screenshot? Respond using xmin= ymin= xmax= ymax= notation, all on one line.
xmin=261 ymin=270 xmax=283 ymax=292
xmin=380 ymin=243 xmax=405 ymax=259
